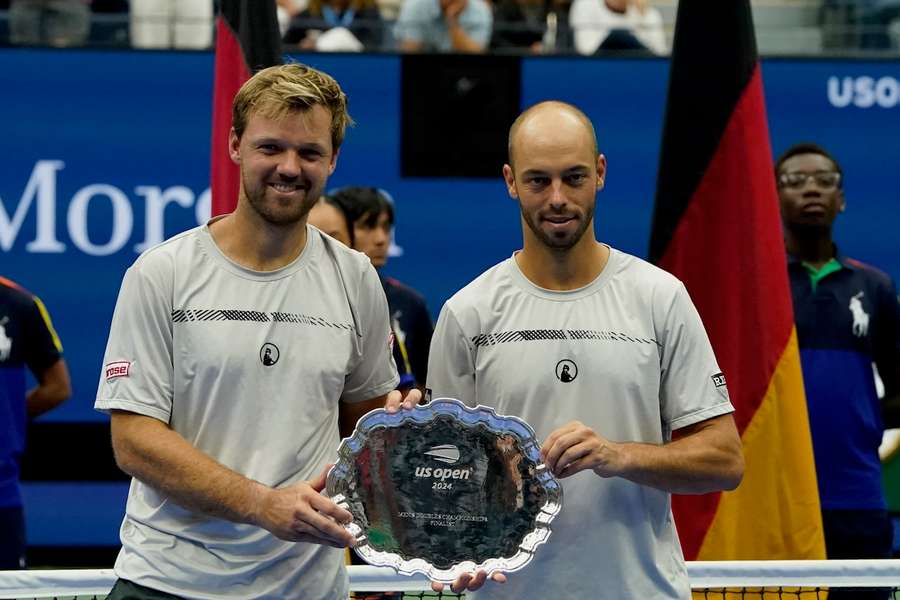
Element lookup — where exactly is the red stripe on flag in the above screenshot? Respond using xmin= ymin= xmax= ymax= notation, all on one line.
xmin=211 ymin=15 xmax=251 ymax=218
xmin=663 ymin=64 xmax=796 ymax=559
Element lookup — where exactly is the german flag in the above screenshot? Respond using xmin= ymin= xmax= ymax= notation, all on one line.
xmin=649 ymin=0 xmax=825 ymax=561
xmin=211 ymin=0 xmax=283 ymax=216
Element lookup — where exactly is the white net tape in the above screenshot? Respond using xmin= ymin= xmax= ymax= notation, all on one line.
xmin=2 ymin=561 xmax=900 ymax=597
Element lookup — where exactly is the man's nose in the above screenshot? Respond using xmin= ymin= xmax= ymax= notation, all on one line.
xmin=549 ymin=180 xmax=566 ymax=207
xmin=277 ymin=152 xmax=302 ymax=177
xmin=800 ymin=180 xmax=824 ymax=194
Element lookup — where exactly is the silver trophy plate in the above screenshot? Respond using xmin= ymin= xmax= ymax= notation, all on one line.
xmin=326 ymin=397 xmax=563 ymax=583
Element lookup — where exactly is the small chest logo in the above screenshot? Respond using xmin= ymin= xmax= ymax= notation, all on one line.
xmin=849 ymin=292 xmax=870 ymax=337
xmin=260 ymin=343 xmax=280 ymax=366
xmin=555 ymin=359 xmax=578 ymax=383
xmin=105 ymin=361 xmax=132 ymax=381
xmin=712 ymin=372 xmax=727 ymax=388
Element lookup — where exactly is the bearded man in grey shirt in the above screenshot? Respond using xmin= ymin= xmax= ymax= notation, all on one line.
xmin=96 ymin=64 xmax=413 ymax=600
xmin=393 ymin=101 xmax=745 ymax=597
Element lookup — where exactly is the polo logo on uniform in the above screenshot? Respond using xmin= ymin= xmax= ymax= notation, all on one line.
xmin=555 ymin=359 xmax=578 ymax=383
xmin=849 ymin=292 xmax=870 ymax=337
xmin=424 ymin=444 xmax=461 ymax=464
xmin=0 ymin=316 xmax=11 ymax=361
xmin=712 ymin=372 xmax=727 ymax=388
xmin=105 ymin=361 xmax=131 ymax=380
xmin=260 ymin=343 xmax=280 ymax=366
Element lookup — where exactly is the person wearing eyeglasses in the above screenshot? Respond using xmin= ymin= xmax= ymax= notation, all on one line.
xmin=776 ymin=142 xmax=900 ymax=594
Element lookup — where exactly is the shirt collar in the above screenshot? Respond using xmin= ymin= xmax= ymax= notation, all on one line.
xmin=786 ymin=243 xmax=857 ymax=271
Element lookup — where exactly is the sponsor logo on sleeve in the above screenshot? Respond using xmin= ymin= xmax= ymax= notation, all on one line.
xmin=105 ymin=360 xmax=132 ymax=380
xmin=711 ymin=372 xmax=727 ymax=388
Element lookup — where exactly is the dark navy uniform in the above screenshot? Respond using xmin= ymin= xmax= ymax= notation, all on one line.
xmin=789 ymin=252 xmax=900 ymax=565
xmin=382 ymin=275 xmax=433 ymax=390
xmin=0 ymin=276 xmax=63 ymax=569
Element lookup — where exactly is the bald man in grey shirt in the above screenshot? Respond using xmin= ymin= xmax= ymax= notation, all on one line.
xmin=394 ymin=100 xmax=744 ymax=597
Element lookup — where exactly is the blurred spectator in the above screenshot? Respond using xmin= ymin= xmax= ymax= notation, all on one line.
xmin=276 ymin=0 xmax=306 ymax=35
xmin=375 ymin=0 xmax=402 ymax=21
xmin=859 ymin=0 xmax=900 ymax=49
xmin=395 ymin=0 xmax=492 ymax=52
xmin=1 ymin=276 xmax=70 ymax=569
xmin=490 ymin=0 xmax=574 ymax=53
xmin=89 ymin=0 xmax=128 ymax=47
xmin=283 ymin=0 xmax=384 ymax=51
xmin=307 ymin=195 xmax=353 ymax=247
xmin=491 ymin=0 xmax=545 ymax=52
xmin=569 ymin=0 xmax=666 ymax=55
xmin=329 ymin=187 xmax=433 ymax=391
xmin=543 ymin=0 xmax=575 ymax=52
xmin=9 ymin=0 xmax=90 ymax=47
xmin=130 ymin=0 xmax=213 ymax=49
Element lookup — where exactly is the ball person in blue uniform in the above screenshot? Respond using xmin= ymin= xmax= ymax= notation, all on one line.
xmin=0 ymin=276 xmax=70 ymax=569
xmin=777 ymin=143 xmax=900 ymax=598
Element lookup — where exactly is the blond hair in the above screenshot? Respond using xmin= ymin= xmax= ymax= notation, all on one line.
xmin=232 ymin=62 xmax=353 ymax=151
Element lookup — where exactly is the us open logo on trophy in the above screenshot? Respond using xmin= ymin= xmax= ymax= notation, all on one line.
xmin=424 ymin=444 xmax=460 ymax=464
xmin=327 ymin=398 xmax=563 ymax=583
xmin=415 ymin=445 xmax=474 ymax=490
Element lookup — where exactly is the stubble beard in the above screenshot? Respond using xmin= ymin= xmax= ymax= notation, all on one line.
xmin=243 ymin=175 xmax=322 ymax=228
xmin=522 ymin=203 xmax=594 ymax=251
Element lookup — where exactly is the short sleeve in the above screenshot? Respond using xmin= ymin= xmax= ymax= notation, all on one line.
xmin=341 ymin=264 xmax=399 ymax=403
xmin=426 ymin=305 xmax=477 ymax=406
xmin=94 ymin=257 xmax=175 ymax=423
xmin=657 ymin=282 xmax=734 ymax=431
xmin=23 ymin=295 xmax=62 ymax=376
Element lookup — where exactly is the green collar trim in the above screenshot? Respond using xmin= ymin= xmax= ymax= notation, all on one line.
xmin=802 ymin=258 xmax=842 ymax=292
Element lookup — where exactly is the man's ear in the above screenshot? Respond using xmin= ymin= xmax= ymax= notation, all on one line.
xmin=596 ymin=153 xmax=607 ymax=190
xmin=838 ymin=189 xmax=846 ymax=213
xmin=228 ymin=128 xmax=241 ymax=165
xmin=329 ymin=147 xmax=340 ymax=175
xmin=503 ymin=164 xmax=518 ymax=199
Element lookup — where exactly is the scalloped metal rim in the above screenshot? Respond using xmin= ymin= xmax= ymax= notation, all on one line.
xmin=326 ymin=397 xmax=563 ymax=583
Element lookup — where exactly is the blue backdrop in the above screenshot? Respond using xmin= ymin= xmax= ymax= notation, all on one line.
xmin=2 ymin=48 xmax=899 ymax=546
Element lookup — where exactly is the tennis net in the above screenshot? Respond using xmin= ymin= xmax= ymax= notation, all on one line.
xmin=1 ymin=561 xmax=900 ymax=599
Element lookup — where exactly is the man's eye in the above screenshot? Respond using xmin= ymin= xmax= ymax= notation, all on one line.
xmin=567 ymin=174 xmax=587 ymax=185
